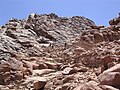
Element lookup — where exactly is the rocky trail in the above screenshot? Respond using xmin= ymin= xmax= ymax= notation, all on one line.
xmin=0 ymin=13 xmax=120 ymax=90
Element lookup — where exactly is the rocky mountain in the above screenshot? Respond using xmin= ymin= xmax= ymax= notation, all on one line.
xmin=0 ymin=13 xmax=120 ymax=90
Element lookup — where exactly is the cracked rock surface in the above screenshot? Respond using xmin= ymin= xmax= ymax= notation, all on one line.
xmin=0 ymin=13 xmax=120 ymax=90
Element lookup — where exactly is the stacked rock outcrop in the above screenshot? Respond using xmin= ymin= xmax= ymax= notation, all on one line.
xmin=0 ymin=13 xmax=120 ymax=90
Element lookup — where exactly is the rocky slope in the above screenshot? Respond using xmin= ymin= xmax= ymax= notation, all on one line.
xmin=0 ymin=13 xmax=120 ymax=90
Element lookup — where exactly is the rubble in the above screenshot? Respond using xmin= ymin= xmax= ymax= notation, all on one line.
xmin=0 ymin=13 xmax=120 ymax=90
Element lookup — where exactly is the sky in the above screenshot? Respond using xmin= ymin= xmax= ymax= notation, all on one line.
xmin=0 ymin=0 xmax=120 ymax=26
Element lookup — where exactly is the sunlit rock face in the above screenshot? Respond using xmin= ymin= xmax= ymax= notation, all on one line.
xmin=0 ymin=13 xmax=120 ymax=90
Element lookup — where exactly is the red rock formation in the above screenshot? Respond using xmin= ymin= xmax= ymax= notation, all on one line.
xmin=0 ymin=13 xmax=120 ymax=90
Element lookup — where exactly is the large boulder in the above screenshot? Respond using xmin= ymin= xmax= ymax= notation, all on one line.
xmin=98 ymin=72 xmax=120 ymax=86
xmin=98 ymin=64 xmax=120 ymax=88
xmin=103 ymin=64 xmax=120 ymax=73
xmin=94 ymin=32 xmax=104 ymax=43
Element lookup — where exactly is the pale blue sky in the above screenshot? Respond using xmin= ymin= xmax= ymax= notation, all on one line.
xmin=0 ymin=0 xmax=120 ymax=26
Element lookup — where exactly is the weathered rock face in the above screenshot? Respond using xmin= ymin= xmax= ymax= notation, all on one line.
xmin=0 ymin=13 xmax=120 ymax=90
xmin=109 ymin=16 xmax=120 ymax=25
xmin=0 ymin=13 xmax=95 ymax=60
xmin=28 ymin=13 xmax=95 ymax=43
xmin=98 ymin=64 xmax=120 ymax=88
xmin=98 ymin=72 xmax=120 ymax=86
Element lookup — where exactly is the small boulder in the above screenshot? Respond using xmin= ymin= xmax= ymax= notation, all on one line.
xmin=0 ymin=64 xmax=10 ymax=72
xmin=37 ymin=62 xmax=48 ymax=69
xmin=62 ymin=67 xmax=78 ymax=75
xmin=44 ymin=61 xmax=62 ymax=69
xmin=22 ymin=60 xmax=33 ymax=75
xmin=63 ymin=75 xmax=74 ymax=84
xmin=74 ymin=47 xmax=86 ymax=54
xmin=0 ymin=72 xmax=11 ymax=85
xmin=33 ymin=69 xmax=54 ymax=76
xmin=94 ymin=32 xmax=104 ymax=43
xmin=100 ymin=55 xmax=113 ymax=71
xmin=23 ymin=77 xmax=47 ymax=90
xmin=14 ymin=71 xmax=24 ymax=80
xmin=33 ymin=80 xmax=46 ymax=90
xmin=44 ymin=62 xmax=58 ymax=69
xmin=33 ymin=63 xmax=40 ymax=70
xmin=10 ymin=59 xmax=24 ymax=71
